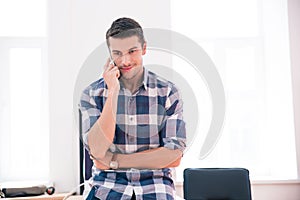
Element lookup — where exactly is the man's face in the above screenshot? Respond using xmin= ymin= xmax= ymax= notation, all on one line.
xmin=108 ymin=35 xmax=146 ymax=81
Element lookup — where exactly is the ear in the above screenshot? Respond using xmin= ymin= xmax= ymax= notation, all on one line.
xmin=142 ymin=42 xmax=147 ymax=55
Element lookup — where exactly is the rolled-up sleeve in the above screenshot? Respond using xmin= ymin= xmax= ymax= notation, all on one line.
xmin=79 ymin=86 xmax=101 ymax=149
xmin=160 ymin=84 xmax=186 ymax=152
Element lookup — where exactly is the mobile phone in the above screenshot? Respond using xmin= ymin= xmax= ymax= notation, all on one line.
xmin=108 ymin=46 xmax=121 ymax=78
xmin=108 ymin=45 xmax=116 ymax=66
xmin=109 ymin=57 xmax=116 ymax=66
xmin=109 ymin=56 xmax=121 ymax=79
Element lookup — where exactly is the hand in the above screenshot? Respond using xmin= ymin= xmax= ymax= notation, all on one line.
xmin=92 ymin=150 xmax=114 ymax=170
xmin=103 ymin=58 xmax=120 ymax=91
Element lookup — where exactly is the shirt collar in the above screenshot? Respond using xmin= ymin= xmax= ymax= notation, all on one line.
xmin=142 ymin=67 xmax=149 ymax=91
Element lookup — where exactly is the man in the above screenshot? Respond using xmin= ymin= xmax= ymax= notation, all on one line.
xmin=80 ymin=17 xmax=186 ymax=200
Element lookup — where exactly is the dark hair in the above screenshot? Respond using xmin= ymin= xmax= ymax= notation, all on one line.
xmin=106 ymin=17 xmax=145 ymax=47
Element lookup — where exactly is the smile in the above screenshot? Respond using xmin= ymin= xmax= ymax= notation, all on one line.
xmin=120 ymin=66 xmax=133 ymax=72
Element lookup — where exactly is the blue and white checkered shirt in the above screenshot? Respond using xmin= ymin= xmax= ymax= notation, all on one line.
xmin=80 ymin=68 xmax=186 ymax=200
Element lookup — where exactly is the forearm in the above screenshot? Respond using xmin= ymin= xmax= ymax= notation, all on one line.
xmin=88 ymin=89 xmax=119 ymax=159
xmin=116 ymin=147 xmax=183 ymax=169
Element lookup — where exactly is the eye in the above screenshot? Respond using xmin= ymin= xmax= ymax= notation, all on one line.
xmin=129 ymin=49 xmax=138 ymax=54
xmin=113 ymin=51 xmax=122 ymax=57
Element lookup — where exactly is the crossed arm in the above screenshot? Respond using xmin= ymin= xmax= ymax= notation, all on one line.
xmin=86 ymin=87 xmax=183 ymax=170
xmin=92 ymin=147 xmax=183 ymax=170
xmin=86 ymin=89 xmax=183 ymax=170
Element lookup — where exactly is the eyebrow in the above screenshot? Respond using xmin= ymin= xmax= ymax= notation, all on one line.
xmin=111 ymin=46 xmax=139 ymax=53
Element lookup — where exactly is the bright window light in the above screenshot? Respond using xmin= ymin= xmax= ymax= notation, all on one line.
xmin=172 ymin=0 xmax=297 ymax=181
xmin=5 ymin=48 xmax=49 ymax=181
xmin=0 ymin=0 xmax=48 ymax=182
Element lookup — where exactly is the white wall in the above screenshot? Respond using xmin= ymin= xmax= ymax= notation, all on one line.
xmin=48 ymin=0 xmax=74 ymax=192
xmin=48 ymin=0 xmax=171 ymax=192
xmin=288 ymin=0 xmax=300 ymax=181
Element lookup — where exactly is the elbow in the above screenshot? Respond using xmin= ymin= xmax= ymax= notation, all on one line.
xmin=169 ymin=157 xmax=182 ymax=167
xmin=163 ymin=157 xmax=181 ymax=168
xmin=172 ymin=158 xmax=181 ymax=167
xmin=163 ymin=149 xmax=183 ymax=168
xmin=88 ymin=139 xmax=107 ymax=160
xmin=171 ymin=149 xmax=183 ymax=167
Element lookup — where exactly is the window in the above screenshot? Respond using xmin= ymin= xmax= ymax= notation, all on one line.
xmin=171 ymin=0 xmax=297 ymax=181
xmin=0 ymin=0 xmax=48 ymax=182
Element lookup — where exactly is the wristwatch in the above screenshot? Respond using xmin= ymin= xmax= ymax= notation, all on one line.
xmin=109 ymin=153 xmax=118 ymax=169
xmin=109 ymin=160 xmax=119 ymax=169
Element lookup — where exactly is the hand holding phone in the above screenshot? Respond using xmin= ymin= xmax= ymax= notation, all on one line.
xmin=103 ymin=58 xmax=120 ymax=91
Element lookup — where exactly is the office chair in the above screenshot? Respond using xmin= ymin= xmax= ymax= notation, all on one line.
xmin=79 ymin=109 xmax=93 ymax=195
xmin=184 ymin=168 xmax=252 ymax=200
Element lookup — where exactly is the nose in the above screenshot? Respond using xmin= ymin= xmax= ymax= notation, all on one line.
xmin=120 ymin=53 xmax=131 ymax=66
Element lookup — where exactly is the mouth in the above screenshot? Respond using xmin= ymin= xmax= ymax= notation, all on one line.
xmin=120 ymin=66 xmax=133 ymax=72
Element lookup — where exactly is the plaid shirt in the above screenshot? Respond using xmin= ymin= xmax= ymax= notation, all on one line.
xmin=80 ymin=68 xmax=186 ymax=200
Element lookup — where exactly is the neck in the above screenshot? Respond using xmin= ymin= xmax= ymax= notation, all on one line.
xmin=120 ymin=69 xmax=144 ymax=94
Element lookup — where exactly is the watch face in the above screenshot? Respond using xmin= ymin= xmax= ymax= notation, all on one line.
xmin=110 ymin=161 xmax=118 ymax=169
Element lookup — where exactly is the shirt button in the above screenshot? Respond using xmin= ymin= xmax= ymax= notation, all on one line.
xmin=130 ymin=117 xmax=133 ymax=121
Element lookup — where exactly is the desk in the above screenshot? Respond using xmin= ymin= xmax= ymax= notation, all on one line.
xmin=4 ymin=194 xmax=83 ymax=200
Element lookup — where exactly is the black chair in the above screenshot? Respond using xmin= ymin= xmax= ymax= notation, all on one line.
xmin=79 ymin=109 xmax=93 ymax=195
xmin=183 ymin=168 xmax=252 ymax=200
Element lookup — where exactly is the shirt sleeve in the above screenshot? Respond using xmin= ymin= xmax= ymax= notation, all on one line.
xmin=160 ymin=84 xmax=186 ymax=152
xmin=79 ymin=86 xmax=101 ymax=150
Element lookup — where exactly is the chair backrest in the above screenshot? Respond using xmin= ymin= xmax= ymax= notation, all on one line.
xmin=184 ymin=168 xmax=252 ymax=200
xmin=79 ymin=109 xmax=93 ymax=194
